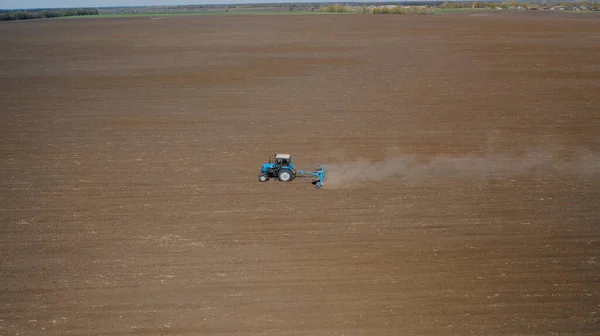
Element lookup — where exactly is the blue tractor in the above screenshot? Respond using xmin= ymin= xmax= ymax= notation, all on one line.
xmin=258 ymin=153 xmax=326 ymax=189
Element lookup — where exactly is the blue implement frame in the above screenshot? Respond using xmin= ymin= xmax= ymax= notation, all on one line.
xmin=296 ymin=165 xmax=326 ymax=189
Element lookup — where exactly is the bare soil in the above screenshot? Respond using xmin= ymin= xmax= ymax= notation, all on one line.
xmin=1 ymin=12 xmax=599 ymax=335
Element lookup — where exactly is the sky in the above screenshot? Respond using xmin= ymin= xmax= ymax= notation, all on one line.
xmin=3 ymin=0 xmax=374 ymax=10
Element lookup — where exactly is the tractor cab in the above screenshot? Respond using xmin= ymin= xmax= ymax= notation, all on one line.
xmin=272 ymin=153 xmax=293 ymax=168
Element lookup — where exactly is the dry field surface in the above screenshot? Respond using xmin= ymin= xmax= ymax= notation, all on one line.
xmin=1 ymin=11 xmax=599 ymax=335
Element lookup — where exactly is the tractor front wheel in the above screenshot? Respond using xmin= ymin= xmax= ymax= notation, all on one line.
xmin=258 ymin=173 xmax=269 ymax=182
xmin=278 ymin=169 xmax=294 ymax=182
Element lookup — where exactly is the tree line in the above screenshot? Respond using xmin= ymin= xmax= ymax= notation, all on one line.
xmin=320 ymin=1 xmax=600 ymax=13
xmin=440 ymin=1 xmax=600 ymax=9
xmin=0 ymin=8 xmax=99 ymax=21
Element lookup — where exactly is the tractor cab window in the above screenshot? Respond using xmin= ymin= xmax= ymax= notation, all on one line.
xmin=274 ymin=155 xmax=291 ymax=167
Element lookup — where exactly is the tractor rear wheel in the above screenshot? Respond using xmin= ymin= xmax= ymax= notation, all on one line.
xmin=258 ymin=173 xmax=269 ymax=182
xmin=277 ymin=169 xmax=293 ymax=182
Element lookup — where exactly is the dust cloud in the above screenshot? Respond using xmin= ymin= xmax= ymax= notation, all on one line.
xmin=325 ymin=147 xmax=600 ymax=187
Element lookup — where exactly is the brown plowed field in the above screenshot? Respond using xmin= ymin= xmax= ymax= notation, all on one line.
xmin=1 ymin=12 xmax=599 ymax=335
